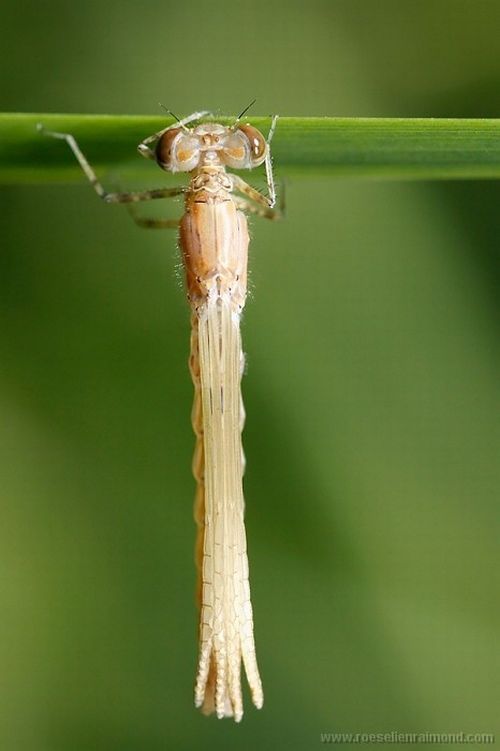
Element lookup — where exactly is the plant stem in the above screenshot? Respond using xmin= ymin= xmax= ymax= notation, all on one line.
xmin=1 ymin=112 xmax=500 ymax=183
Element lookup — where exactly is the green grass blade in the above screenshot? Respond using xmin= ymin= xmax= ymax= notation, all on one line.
xmin=1 ymin=112 xmax=500 ymax=183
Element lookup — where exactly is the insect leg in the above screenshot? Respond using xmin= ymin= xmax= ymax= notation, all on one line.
xmin=233 ymin=196 xmax=281 ymax=221
xmin=125 ymin=204 xmax=180 ymax=230
xmin=231 ymin=174 xmax=284 ymax=220
xmin=37 ymin=124 xmax=185 ymax=204
xmin=264 ymin=115 xmax=279 ymax=208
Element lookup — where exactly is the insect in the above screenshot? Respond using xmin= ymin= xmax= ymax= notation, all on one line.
xmin=38 ymin=108 xmax=280 ymax=722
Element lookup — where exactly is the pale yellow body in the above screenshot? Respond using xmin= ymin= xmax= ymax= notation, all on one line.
xmin=181 ymin=167 xmax=262 ymax=722
xmin=41 ymin=114 xmax=278 ymax=724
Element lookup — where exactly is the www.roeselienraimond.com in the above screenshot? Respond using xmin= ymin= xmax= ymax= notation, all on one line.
xmin=320 ymin=731 xmax=495 ymax=744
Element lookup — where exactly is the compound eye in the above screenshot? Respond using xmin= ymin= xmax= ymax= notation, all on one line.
xmin=237 ymin=124 xmax=267 ymax=166
xmin=156 ymin=128 xmax=200 ymax=172
xmin=221 ymin=130 xmax=249 ymax=169
xmin=156 ymin=127 xmax=181 ymax=169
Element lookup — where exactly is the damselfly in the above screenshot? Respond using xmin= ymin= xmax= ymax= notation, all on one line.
xmin=39 ymin=109 xmax=280 ymax=722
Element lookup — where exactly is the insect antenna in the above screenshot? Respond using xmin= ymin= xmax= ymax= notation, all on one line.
xmin=158 ymin=103 xmax=190 ymax=132
xmin=231 ymin=98 xmax=257 ymax=128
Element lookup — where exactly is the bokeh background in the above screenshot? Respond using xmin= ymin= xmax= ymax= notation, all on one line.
xmin=0 ymin=1 xmax=498 ymax=749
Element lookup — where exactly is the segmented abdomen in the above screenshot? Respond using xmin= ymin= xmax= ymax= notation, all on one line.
xmin=182 ymin=199 xmax=262 ymax=721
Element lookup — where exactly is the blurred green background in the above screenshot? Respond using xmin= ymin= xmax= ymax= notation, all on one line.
xmin=0 ymin=1 xmax=499 ymax=749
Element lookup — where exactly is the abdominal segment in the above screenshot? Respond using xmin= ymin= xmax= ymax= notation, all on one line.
xmin=183 ymin=198 xmax=261 ymax=721
xmin=191 ymin=297 xmax=262 ymax=721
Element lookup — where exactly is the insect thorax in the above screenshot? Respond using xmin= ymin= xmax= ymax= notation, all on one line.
xmin=190 ymin=168 xmax=233 ymax=197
